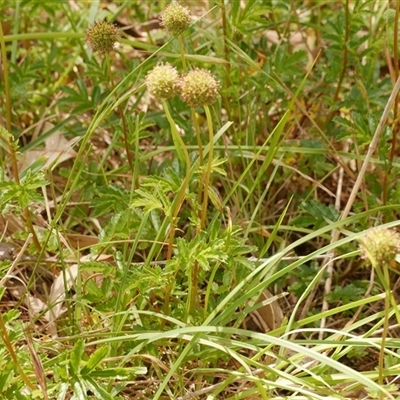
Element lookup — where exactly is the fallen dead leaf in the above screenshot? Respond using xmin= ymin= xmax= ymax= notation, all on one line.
xmin=19 ymin=122 xmax=79 ymax=172
xmin=47 ymin=264 xmax=78 ymax=338
xmin=248 ymin=289 xmax=285 ymax=332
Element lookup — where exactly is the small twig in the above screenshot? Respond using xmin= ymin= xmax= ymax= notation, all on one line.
xmin=176 ymin=382 xmax=224 ymax=400
xmin=340 ymin=74 xmax=400 ymax=222
xmin=386 ymin=0 xmax=400 ymax=202
xmin=319 ymin=74 xmax=400 ymax=336
xmin=319 ymin=141 xmax=346 ymax=338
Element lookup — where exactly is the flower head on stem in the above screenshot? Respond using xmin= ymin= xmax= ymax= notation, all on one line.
xmin=160 ymin=1 xmax=191 ymax=37
xmin=179 ymin=68 xmax=220 ymax=108
xmin=359 ymin=227 xmax=400 ymax=267
xmin=359 ymin=226 xmax=400 ymax=388
xmin=85 ymin=21 xmax=120 ymax=55
xmin=145 ymin=63 xmax=180 ymax=101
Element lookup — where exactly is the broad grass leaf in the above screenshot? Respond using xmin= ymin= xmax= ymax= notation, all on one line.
xmin=70 ymin=339 xmax=85 ymax=374
xmin=80 ymin=346 xmax=109 ymax=376
xmin=88 ymin=367 xmax=147 ymax=379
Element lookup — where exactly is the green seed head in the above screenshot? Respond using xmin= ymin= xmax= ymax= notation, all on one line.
xmin=360 ymin=227 xmax=400 ymax=266
xmin=179 ymin=69 xmax=220 ymax=108
xmin=145 ymin=63 xmax=180 ymax=101
xmin=160 ymin=1 xmax=191 ymax=36
xmin=85 ymin=21 xmax=120 ymax=54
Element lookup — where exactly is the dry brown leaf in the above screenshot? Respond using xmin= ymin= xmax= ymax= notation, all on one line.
xmin=19 ymin=123 xmax=79 ymax=172
xmin=8 ymin=282 xmax=47 ymax=320
xmin=47 ymin=264 xmax=78 ymax=338
xmin=249 ymin=289 xmax=285 ymax=332
xmin=46 ymin=254 xmax=112 ymax=337
xmin=66 ymin=233 xmax=99 ymax=249
xmin=24 ymin=329 xmax=48 ymax=400
xmin=0 ymin=213 xmax=24 ymax=235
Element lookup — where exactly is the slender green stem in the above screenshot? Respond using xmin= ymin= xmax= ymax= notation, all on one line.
xmin=204 ymin=261 xmax=219 ymax=318
xmin=10 ymin=1 xmax=20 ymax=63
xmin=177 ymin=34 xmax=203 ymax=213
xmin=193 ymin=109 xmax=204 ymax=218
xmin=162 ymin=101 xmax=191 ymax=318
xmin=192 ymin=105 xmax=215 ymax=314
xmin=178 ymin=33 xmax=204 ymax=314
xmin=4 ymin=32 xmax=82 ymax=42
xmin=105 ymin=55 xmax=133 ymax=172
xmin=23 ymin=209 xmax=42 ymax=252
xmin=219 ymin=0 xmax=231 ymax=81
xmin=163 ymin=102 xmax=191 ymax=245
xmin=374 ymin=261 xmax=398 ymax=394
xmin=178 ymin=36 xmax=187 ymax=71
xmin=376 ymin=263 xmax=390 ymax=396
xmin=200 ymin=105 xmax=214 ymax=229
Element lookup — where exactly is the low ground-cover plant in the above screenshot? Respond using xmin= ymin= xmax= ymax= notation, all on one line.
xmin=1 ymin=1 xmax=400 ymax=399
